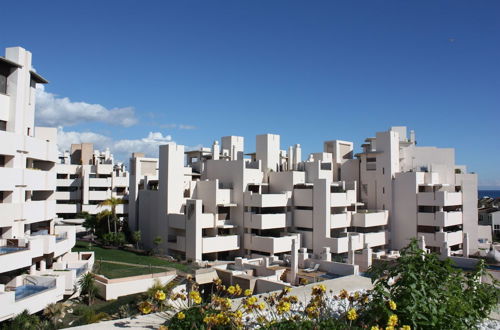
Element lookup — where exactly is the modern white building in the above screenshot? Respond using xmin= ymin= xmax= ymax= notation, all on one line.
xmin=133 ymin=134 xmax=389 ymax=265
xmin=0 ymin=47 xmax=92 ymax=321
xmin=56 ymin=143 xmax=129 ymax=222
xmin=133 ymin=128 xmax=486 ymax=267
xmin=343 ymin=127 xmax=482 ymax=256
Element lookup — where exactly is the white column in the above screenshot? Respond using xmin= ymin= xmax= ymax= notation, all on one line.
xmin=39 ymin=259 xmax=46 ymax=271
xmin=347 ymin=235 xmax=355 ymax=265
xmin=462 ymin=232 xmax=469 ymax=257
xmin=288 ymin=238 xmax=298 ymax=285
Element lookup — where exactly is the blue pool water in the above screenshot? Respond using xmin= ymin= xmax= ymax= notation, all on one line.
xmin=0 ymin=246 xmax=25 ymax=255
xmin=486 ymin=264 xmax=500 ymax=271
xmin=14 ymin=285 xmax=49 ymax=300
xmin=320 ymin=273 xmax=346 ymax=280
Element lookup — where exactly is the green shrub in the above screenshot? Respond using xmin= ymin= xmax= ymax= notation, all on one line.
xmin=362 ymin=240 xmax=500 ymax=329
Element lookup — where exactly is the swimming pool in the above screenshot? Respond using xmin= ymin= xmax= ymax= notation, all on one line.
xmin=14 ymin=285 xmax=50 ymax=301
xmin=0 ymin=246 xmax=26 ymax=255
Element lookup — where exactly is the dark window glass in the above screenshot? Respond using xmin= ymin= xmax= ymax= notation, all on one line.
xmin=0 ymin=74 xmax=6 ymax=94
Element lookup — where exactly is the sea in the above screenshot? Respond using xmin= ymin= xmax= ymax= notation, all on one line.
xmin=478 ymin=190 xmax=500 ymax=199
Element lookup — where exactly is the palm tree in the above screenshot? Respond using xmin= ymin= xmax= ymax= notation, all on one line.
xmin=8 ymin=310 xmax=41 ymax=329
xmin=78 ymin=273 xmax=97 ymax=306
xmin=97 ymin=210 xmax=112 ymax=234
xmin=98 ymin=197 xmax=124 ymax=233
xmin=43 ymin=302 xmax=66 ymax=327
xmin=132 ymin=230 xmax=141 ymax=250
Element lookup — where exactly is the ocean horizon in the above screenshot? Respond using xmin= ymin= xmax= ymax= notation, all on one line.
xmin=479 ymin=190 xmax=500 ymax=199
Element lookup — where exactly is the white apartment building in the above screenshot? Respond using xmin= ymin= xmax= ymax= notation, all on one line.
xmin=56 ymin=143 xmax=129 ymax=221
xmin=0 ymin=47 xmax=92 ymax=321
xmin=341 ymin=126 xmax=481 ymax=256
xmin=133 ymin=134 xmax=389 ymax=264
xmin=133 ymin=128 xmax=485 ymax=265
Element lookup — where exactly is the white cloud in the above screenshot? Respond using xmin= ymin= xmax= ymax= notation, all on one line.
xmin=159 ymin=123 xmax=197 ymax=130
xmin=36 ymin=85 xmax=138 ymax=127
xmin=57 ymin=127 xmax=173 ymax=162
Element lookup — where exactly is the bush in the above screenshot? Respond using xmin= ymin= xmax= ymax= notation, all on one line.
xmin=101 ymin=232 xmax=126 ymax=247
xmin=362 ymin=240 xmax=500 ymax=329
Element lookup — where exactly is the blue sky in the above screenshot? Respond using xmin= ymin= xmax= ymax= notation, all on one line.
xmin=2 ymin=1 xmax=499 ymax=188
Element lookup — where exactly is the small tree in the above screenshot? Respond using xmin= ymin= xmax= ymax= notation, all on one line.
xmin=43 ymin=302 xmax=66 ymax=327
xmin=97 ymin=210 xmax=113 ymax=234
xmin=98 ymin=197 xmax=124 ymax=233
xmin=78 ymin=273 xmax=97 ymax=306
xmin=132 ymin=230 xmax=142 ymax=250
xmin=153 ymin=236 xmax=163 ymax=256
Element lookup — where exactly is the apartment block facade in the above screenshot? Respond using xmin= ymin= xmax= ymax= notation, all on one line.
xmin=0 ymin=47 xmax=92 ymax=321
xmin=56 ymin=144 xmax=129 ymax=220
xmin=133 ymin=128 xmax=484 ymax=264
xmin=133 ymin=134 xmax=389 ymax=262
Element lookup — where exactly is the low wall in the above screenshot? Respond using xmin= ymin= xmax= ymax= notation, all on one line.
xmin=311 ymin=259 xmax=358 ymax=276
xmin=95 ymin=271 xmax=177 ymax=301
xmin=254 ymin=279 xmax=289 ymax=294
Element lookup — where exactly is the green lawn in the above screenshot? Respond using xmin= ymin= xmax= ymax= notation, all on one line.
xmin=95 ymin=261 xmax=167 ymax=279
xmin=73 ymin=240 xmax=191 ymax=272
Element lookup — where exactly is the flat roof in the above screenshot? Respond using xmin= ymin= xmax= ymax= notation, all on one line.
xmin=30 ymin=70 xmax=49 ymax=84
xmin=0 ymin=57 xmax=22 ymax=69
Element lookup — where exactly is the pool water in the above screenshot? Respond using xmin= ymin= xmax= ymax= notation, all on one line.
xmin=486 ymin=264 xmax=500 ymax=271
xmin=0 ymin=246 xmax=25 ymax=255
xmin=14 ymin=285 xmax=49 ymax=301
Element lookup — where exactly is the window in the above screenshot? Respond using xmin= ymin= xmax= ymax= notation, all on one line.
xmin=0 ymin=66 xmax=9 ymax=94
xmin=382 ymin=167 xmax=385 ymax=175
xmin=494 ymin=225 xmax=500 ymax=230
xmin=382 ymin=187 xmax=385 ymax=194
xmin=0 ymin=120 xmax=6 ymax=131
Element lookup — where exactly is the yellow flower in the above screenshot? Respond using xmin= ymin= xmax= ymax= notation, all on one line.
xmin=277 ymin=301 xmax=291 ymax=314
xmin=227 ymin=285 xmax=236 ymax=295
xmin=258 ymin=302 xmax=266 ymax=310
xmin=387 ymin=314 xmax=398 ymax=327
xmin=371 ymin=326 xmax=380 ymax=330
xmin=347 ymin=308 xmax=358 ymax=321
xmin=234 ymin=284 xmax=242 ymax=295
xmin=339 ymin=289 xmax=349 ymax=299
xmin=158 ymin=326 xmax=168 ymax=330
xmin=244 ymin=289 xmax=253 ymax=296
xmin=401 ymin=326 xmax=411 ymax=330
xmin=154 ymin=290 xmax=166 ymax=301
xmin=388 ymin=300 xmax=397 ymax=311
xmin=189 ymin=291 xmax=202 ymax=304
xmin=177 ymin=312 xmax=185 ymax=320
xmin=138 ymin=301 xmax=153 ymax=314
xmin=385 ymin=327 xmax=394 ymax=330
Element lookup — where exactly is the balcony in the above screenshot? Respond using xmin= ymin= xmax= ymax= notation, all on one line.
xmin=89 ymin=178 xmax=110 ymax=188
xmin=243 ymin=234 xmax=299 ymax=254
xmin=0 ymin=203 xmax=22 ymax=227
xmin=326 ymin=233 xmax=364 ymax=254
xmin=244 ymin=192 xmax=287 ymax=208
xmin=88 ymin=190 xmax=110 ymax=201
xmin=417 ymin=191 xmax=462 ymax=206
xmin=25 ymin=135 xmax=58 ymax=162
xmin=55 ymin=191 xmax=80 ymax=200
xmin=0 ymin=239 xmax=43 ymax=273
xmin=113 ymin=176 xmax=128 ymax=187
xmin=54 ymin=226 xmax=76 ymax=257
xmin=245 ymin=213 xmax=287 ymax=230
xmin=0 ymin=275 xmax=65 ymax=322
xmin=331 ymin=212 xmax=351 ymax=229
xmin=216 ymin=188 xmax=231 ymax=205
xmin=202 ymin=235 xmax=239 ymax=253
xmin=0 ymin=167 xmax=22 ymax=191
xmin=363 ymin=231 xmax=387 ymax=247
xmin=0 ymin=93 xmax=10 ymax=121
xmin=293 ymin=189 xmax=313 ymax=207
xmin=293 ymin=209 xmax=313 ymax=228
xmin=417 ymin=211 xmax=462 ymax=228
xmin=23 ymin=200 xmax=56 ymax=224
xmin=56 ymin=203 xmax=78 ymax=214
xmin=24 ymin=169 xmax=56 ymax=191
xmin=96 ymin=164 xmax=113 ymax=175
xmin=0 ymin=130 xmax=16 ymax=156
xmin=352 ymin=210 xmax=388 ymax=227
xmin=419 ymin=230 xmax=462 ymax=247
xmin=331 ymin=192 xmax=349 ymax=207
xmin=56 ymin=178 xmax=81 ymax=187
